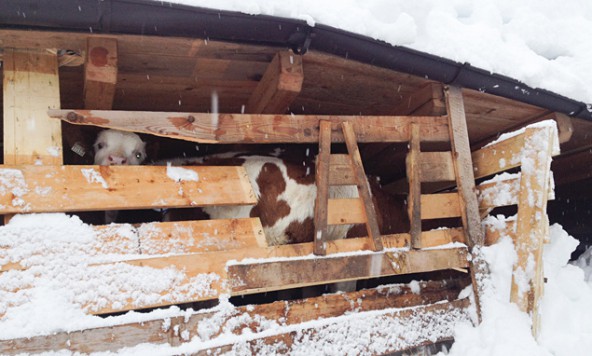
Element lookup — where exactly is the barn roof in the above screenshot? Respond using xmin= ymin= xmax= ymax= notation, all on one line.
xmin=1 ymin=0 xmax=590 ymax=121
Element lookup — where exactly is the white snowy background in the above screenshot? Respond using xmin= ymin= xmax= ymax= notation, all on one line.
xmin=2 ymin=0 xmax=592 ymax=355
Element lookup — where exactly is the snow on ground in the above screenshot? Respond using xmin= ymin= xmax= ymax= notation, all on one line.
xmin=441 ymin=222 xmax=592 ymax=356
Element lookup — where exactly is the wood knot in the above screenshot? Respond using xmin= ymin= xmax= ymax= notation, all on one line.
xmin=66 ymin=111 xmax=84 ymax=123
xmin=187 ymin=115 xmax=195 ymax=123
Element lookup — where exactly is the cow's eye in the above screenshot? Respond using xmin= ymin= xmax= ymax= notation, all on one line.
xmin=97 ymin=142 xmax=105 ymax=150
xmin=135 ymin=152 xmax=143 ymax=159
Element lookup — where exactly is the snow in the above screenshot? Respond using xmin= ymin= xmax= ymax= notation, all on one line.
xmin=166 ymin=163 xmax=199 ymax=182
xmin=161 ymin=0 xmax=592 ymax=105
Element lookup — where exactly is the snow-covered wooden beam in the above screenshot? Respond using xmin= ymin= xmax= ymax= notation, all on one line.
xmin=0 ymin=281 xmax=467 ymax=355
xmin=84 ymin=37 xmax=118 ymax=110
xmin=511 ymin=125 xmax=557 ymax=337
xmin=245 ymin=51 xmax=303 ymax=114
xmin=82 ymin=241 xmax=468 ymax=314
xmin=3 ymin=49 xmax=62 ymax=165
xmin=0 ymin=165 xmax=256 ymax=214
xmin=47 ymin=109 xmax=451 ymax=143
xmin=0 ymin=218 xmax=265 ymax=272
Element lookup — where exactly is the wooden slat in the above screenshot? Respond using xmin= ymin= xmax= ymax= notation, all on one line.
xmin=421 ymin=193 xmax=461 ymax=220
xmin=3 ymin=49 xmax=62 ymax=165
xmin=228 ymin=247 xmax=467 ymax=293
xmin=313 ymin=120 xmax=332 ymax=256
xmin=445 ymin=86 xmax=487 ymax=323
xmin=510 ymin=126 xmax=555 ymax=337
xmin=0 ymin=165 xmax=257 ymax=214
xmin=328 ymin=154 xmax=356 ymax=185
xmin=1 ymin=218 xmax=265 ymax=272
xmin=48 ymin=109 xmax=451 ymax=143
xmin=472 ymin=132 xmax=525 ymax=179
xmin=84 ymin=37 xmax=118 ymax=110
xmin=407 ymin=123 xmax=422 ymax=248
xmin=245 ymin=51 xmax=303 ymax=114
xmin=85 ymin=238 xmax=468 ymax=314
xmin=420 ymin=151 xmax=456 ymax=182
xmin=342 ymin=121 xmax=383 ymax=251
xmin=0 ymin=282 xmax=466 ymax=355
xmin=199 ymin=298 xmax=470 ymax=356
xmin=327 ymin=198 xmax=364 ymax=225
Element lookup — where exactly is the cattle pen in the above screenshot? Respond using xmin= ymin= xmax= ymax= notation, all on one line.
xmin=0 ymin=1 xmax=588 ymax=355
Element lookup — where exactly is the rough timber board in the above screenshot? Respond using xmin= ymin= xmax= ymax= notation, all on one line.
xmin=84 ymin=37 xmax=118 ymax=110
xmin=3 ymin=48 xmax=62 ymax=165
xmin=85 ymin=240 xmax=467 ymax=314
xmin=48 ymin=109 xmax=451 ymax=143
xmin=0 ymin=283 xmax=468 ymax=355
xmin=228 ymin=248 xmax=467 ymax=293
xmin=0 ymin=165 xmax=256 ymax=213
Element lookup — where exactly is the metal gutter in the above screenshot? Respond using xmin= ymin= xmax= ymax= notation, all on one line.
xmin=1 ymin=0 xmax=590 ymax=120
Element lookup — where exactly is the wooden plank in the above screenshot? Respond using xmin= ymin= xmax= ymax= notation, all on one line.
xmin=1 ymin=218 xmax=265 ymax=272
xmin=407 ymin=123 xmax=422 ymax=248
xmin=48 ymin=109 xmax=451 ymax=143
xmin=420 ymin=151 xmax=456 ymax=182
xmin=3 ymin=48 xmax=62 ymax=165
xmin=327 ymin=198 xmax=365 ymax=225
xmin=391 ymin=82 xmax=447 ymax=116
xmin=510 ymin=126 xmax=555 ymax=337
xmin=472 ymin=132 xmax=525 ymax=179
xmin=313 ymin=120 xmax=332 ymax=256
xmin=421 ymin=193 xmax=461 ymax=220
xmin=84 ymin=37 xmax=118 ymax=110
xmin=0 ymin=165 xmax=257 ymax=214
xmin=328 ymin=154 xmax=356 ymax=185
xmin=245 ymin=51 xmax=303 ymax=114
xmin=85 ymin=237 xmax=468 ymax=314
xmin=0 ymin=282 xmax=466 ymax=354
xmin=445 ymin=86 xmax=487 ymax=323
xmin=199 ymin=298 xmax=470 ymax=356
xmin=228 ymin=247 xmax=467 ymax=293
xmin=342 ymin=121 xmax=383 ymax=251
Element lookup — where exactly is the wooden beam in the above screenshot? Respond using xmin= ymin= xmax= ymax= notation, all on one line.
xmin=313 ymin=120 xmax=332 ymax=255
xmin=228 ymin=248 xmax=467 ymax=293
xmin=0 ymin=282 xmax=467 ymax=354
xmin=1 ymin=218 xmax=265 ymax=272
xmin=84 ymin=37 xmax=118 ymax=109
xmin=48 ymin=109 xmax=451 ymax=143
xmin=445 ymin=86 xmax=488 ymax=323
xmin=420 ymin=151 xmax=455 ymax=182
xmin=199 ymin=298 xmax=470 ymax=356
xmin=3 ymin=48 xmax=62 ymax=165
xmin=510 ymin=126 xmax=555 ymax=337
xmin=391 ymin=82 xmax=447 ymax=116
xmin=0 ymin=165 xmax=256 ymax=214
xmin=342 ymin=121 xmax=383 ymax=251
xmin=245 ymin=51 xmax=303 ymax=114
xmin=407 ymin=123 xmax=422 ymax=248
xmin=328 ymin=154 xmax=356 ymax=185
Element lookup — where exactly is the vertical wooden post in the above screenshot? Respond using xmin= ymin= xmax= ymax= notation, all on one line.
xmin=407 ymin=123 xmax=422 ymax=249
xmin=313 ymin=120 xmax=332 ymax=255
xmin=510 ymin=126 xmax=555 ymax=337
xmin=3 ymin=48 xmax=62 ymax=165
xmin=342 ymin=121 xmax=383 ymax=252
xmin=445 ymin=86 xmax=487 ymax=322
xmin=84 ymin=37 xmax=118 ymax=110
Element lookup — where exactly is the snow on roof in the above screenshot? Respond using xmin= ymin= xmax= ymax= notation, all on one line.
xmin=165 ymin=0 xmax=592 ymax=105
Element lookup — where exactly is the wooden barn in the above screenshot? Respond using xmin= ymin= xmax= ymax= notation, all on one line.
xmin=0 ymin=1 xmax=590 ymax=354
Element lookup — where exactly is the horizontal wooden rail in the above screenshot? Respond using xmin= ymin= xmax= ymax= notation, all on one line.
xmin=1 ymin=218 xmax=265 ymax=272
xmin=0 ymin=165 xmax=256 ymax=214
xmin=0 ymin=282 xmax=469 ymax=355
xmin=48 ymin=109 xmax=451 ymax=143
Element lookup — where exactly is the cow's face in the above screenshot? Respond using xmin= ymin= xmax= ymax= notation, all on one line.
xmin=93 ymin=129 xmax=147 ymax=166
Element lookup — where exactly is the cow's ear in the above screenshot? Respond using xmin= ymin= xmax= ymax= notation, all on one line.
xmin=145 ymin=139 xmax=160 ymax=161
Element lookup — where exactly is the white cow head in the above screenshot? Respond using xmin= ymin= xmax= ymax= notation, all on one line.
xmin=93 ymin=129 xmax=147 ymax=165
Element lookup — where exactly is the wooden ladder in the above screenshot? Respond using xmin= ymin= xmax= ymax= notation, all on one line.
xmin=406 ymin=86 xmax=488 ymax=321
xmin=313 ymin=120 xmax=384 ymax=256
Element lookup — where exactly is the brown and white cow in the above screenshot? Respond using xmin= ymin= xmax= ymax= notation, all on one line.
xmin=93 ymin=129 xmax=409 ymax=244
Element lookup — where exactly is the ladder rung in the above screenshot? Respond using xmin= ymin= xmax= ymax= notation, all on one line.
xmin=421 ymin=193 xmax=461 ymax=220
xmin=328 ymin=154 xmax=356 ymax=185
xmin=328 ymin=198 xmax=365 ymax=225
xmin=420 ymin=152 xmax=456 ymax=182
